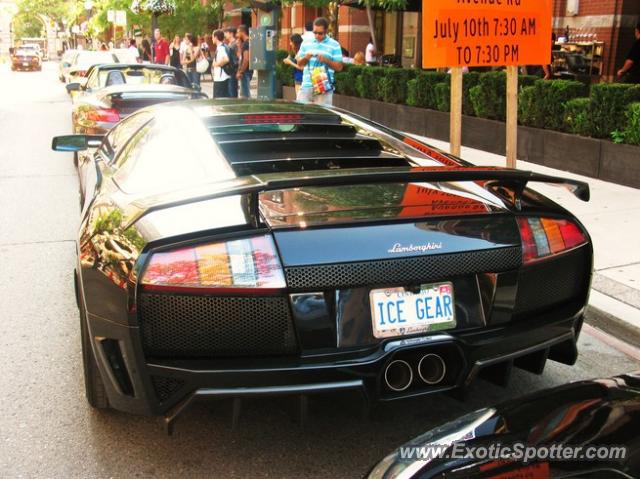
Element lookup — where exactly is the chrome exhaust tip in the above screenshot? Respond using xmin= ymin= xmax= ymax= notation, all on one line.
xmin=384 ymin=359 xmax=413 ymax=392
xmin=418 ymin=353 xmax=446 ymax=385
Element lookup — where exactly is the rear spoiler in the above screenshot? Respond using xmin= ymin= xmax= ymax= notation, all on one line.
xmin=127 ymin=167 xmax=589 ymax=226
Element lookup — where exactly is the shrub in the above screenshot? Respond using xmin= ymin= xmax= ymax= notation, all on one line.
xmin=519 ymin=80 xmax=587 ymax=130
xmin=334 ymin=71 xmax=351 ymax=95
xmin=469 ymin=71 xmax=506 ymax=120
xmin=590 ymin=83 xmax=640 ymax=139
xmin=406 ymin=71 xmax=446 ymax=109
xmin=462 ymin=72 xmax=480 ymax=116
xmin=379 ymin=68 xmax=417 ymax=104
xmin=563 ymin=98 xmax=592 ymax=136
xmin=518 ymin=85 xmax=537 ymax=127
xmin=274 ymin=62 xmax=294 ymax=87
xmin=519 ymin=75 xmax=539 ymax=88
xmin=356 ymin=66 xmax=386 ymax=100
xmin=276 ymin=49 xmax=289 ymax=62
xmin=623 ymin=102 xmax=640 ymax=145
xmin=435 ymin=82 xmax=450 ymax=112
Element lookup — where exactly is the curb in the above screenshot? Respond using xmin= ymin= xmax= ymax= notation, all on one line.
xmin=585 ymin=299 xmax=640 ymax=350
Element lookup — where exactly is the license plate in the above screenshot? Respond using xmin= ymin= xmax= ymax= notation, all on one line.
xmin=370 ymin=282 xmax=456 ymax=339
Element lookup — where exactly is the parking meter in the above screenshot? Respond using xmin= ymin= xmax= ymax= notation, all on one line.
xmin=249 ymin=0 xmax=279 ymax=100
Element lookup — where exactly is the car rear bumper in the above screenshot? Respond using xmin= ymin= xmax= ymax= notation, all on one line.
xmin=86 ymin=305 xmax=584 ymax=421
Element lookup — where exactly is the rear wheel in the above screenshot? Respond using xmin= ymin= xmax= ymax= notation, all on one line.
xmin=77 ymin=272 xmax=109 ymax=409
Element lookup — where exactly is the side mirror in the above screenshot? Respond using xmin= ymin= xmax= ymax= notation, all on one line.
xmin=66 ymin=82 xmax=81 ymax=93
xmin=51 ymin=135 xmax=103 ymax=152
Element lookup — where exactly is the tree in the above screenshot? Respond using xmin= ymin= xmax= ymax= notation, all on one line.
xmin=131 ymin=0 xmax=176 ymax=35
xmin=12 ymin=13 xmax=45 ymax=39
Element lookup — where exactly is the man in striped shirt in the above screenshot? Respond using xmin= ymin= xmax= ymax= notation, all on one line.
xmin=296 ymin=17 xmax=343 ymax=105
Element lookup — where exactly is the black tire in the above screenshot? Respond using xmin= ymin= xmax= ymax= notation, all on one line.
xmin=77 ymin=272 xmax=110 ymax=409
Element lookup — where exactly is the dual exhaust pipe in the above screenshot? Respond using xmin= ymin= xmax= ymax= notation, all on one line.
xmin=384 ymin=353 xmax=447 ymax=392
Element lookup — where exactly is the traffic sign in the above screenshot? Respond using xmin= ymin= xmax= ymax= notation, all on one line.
xmin=421 ymin=0 xmax=553 ymax=68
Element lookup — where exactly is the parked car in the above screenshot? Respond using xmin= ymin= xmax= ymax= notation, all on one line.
xmin=10 ymin=47 xmax=42 ymax=71
xmin=50 ymin=100 xmax=592 ymax=433
xmin=369 ymin=372 xmax=640 ymax=479
xmin=67 ymin=64 xmax=207 ymax=135
xmin=64 ymin=50 xmax=121 ymax=84
xmin=59 ymin=49 xmax=78 ymax=82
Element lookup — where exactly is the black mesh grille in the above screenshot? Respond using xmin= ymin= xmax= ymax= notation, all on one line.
xmin=514 ymin=247 xmax=590 ymax=315
xmin=139 ymin=294 xmax=298 ymax=358
xmin=151 ymin=375 xmax=185 ymax=403
xmin=285 ymin=247 xmax=522 ymax=290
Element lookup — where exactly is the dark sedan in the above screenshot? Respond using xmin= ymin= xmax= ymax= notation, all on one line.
xmin=369 ymin=372 xmax=640 ymax=479
xmin=51 ymin=100 xmax=593 ymax=432
xmin=68 ymin=64 xmax=206 ymax=134
xmin=10 ymin=48 xmax=41 ymax=71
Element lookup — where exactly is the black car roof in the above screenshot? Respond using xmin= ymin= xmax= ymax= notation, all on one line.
xmin=166 ymin=98 xmax=335 ymax=119
xmin=93 ymin=63 xmax=180 ymax=72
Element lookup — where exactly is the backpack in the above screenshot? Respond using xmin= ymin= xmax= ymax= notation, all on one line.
xmin=222 ymin=43 xmax=238 ymax=77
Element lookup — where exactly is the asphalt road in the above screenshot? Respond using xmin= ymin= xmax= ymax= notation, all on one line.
xmin=0 ymin=61 xmax=639 ymax=479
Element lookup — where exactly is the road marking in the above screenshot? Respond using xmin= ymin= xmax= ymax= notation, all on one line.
xmin=583 ymin=323 xmax=640 ymax=362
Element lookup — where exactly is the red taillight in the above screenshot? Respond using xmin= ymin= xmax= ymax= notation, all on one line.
xmin=517 ymin=217 xmax=587 ymax=265
xmin=242 ymin=114 xmax=303 ymax=124
xmin=140 ymin=235 xmax=286 ymax=294
xmin=76 ymin=70 xmax=87 ymax=77
xmin=86 ymin=108 xmax=120 ymax=123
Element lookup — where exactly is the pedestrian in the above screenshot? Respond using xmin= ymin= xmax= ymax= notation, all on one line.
xmin=99 ymin=43 xmax=108 ymax=52
xmin=617 ymin=20 xmax=640 ymax=83
xmin=224 ymin=27 xmax=239 ymax=97
xmin=302 ymin=21 xmax=314 ymax=43
xmin=282 ymin=34 xmax=304 ymax=95
xmin=167 ymin=35 xmax=181 ymax=69
xmin=181 ymin=33 xmax=201 ymax=88
xmin=236 ymin=25 xmax=253 ymax=98
xmin=296 ymin=17 xmax=344 ymax=106
xmin=128 ymin=38 xmax=140 ymax=62
xmin=353 ymin=51 xmax=365 ymax=65
xmin=212 ymin=29 xmax=230 ymax=98
xmin=365 ymin=37 xmax=377 ymax=65
xmin=153 ymin=28 xmax=169 ymax=65
xmin=140 ymin=38 xmax=152 ymax=63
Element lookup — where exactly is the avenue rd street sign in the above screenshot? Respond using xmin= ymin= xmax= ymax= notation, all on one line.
xmin=422 ymin=0 xmax=553 ymax=68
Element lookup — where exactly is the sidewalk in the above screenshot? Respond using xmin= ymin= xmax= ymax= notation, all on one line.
xmin=413 ymin=135 xmax=640 ymax=344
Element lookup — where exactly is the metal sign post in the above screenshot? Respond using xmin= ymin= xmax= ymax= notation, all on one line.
xmin=249 ymin=0 xmax=279 ymax=100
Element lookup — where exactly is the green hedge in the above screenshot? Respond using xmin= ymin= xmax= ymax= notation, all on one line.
xmin=323 ymin=65 xmax=640 ymax=146
xmin=462 ymin=72 xmax=480 ymax=116
xmin=379 ymin=68 xmax=417 ymax=104
xmin=519 ymin=80 xmax=587 ymax=130
xmin=435 ymin=82 xmax=450 ymax=112
xmin=562 ymin=98 xmax=592 ymax=136
xmin=469 ymin=71 xmax=507 ymax=120
xmin=356 ymin=66 xmax=386 ymax=100
xmin=275 ymin=62 xmax=294 ymax=87
xmin=590 ymin=83 xmax=640 ymax=139
xmin=406 ymin=71 xmax=447 ymax=109
xmin=623 ymin=102 xmax=640 ymax=145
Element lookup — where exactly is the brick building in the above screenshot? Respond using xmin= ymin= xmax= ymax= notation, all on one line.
xmin=219 ymin=0 xmax=639 ymax=81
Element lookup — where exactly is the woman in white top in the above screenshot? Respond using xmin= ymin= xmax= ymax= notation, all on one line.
xmin=365 ymin=37 xmax=377 ymax=66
